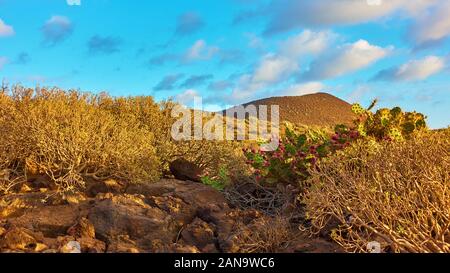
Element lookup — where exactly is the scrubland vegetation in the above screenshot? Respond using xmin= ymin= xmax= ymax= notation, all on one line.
xmin=242 ymin=98 xmax=448 ymax=253
xmin=0 ymin=85 xmax=246 ymax=194
xmin=0 ymin=85 xmax=448 ymax=253
xmin=305 ymin=130 xmax=449 ymax=252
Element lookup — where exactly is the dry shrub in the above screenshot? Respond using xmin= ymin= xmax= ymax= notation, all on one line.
xmin=0 ymin=85 xmax=248 ymax=194
xmin=0 ymin=86 xmax=160 ymax=193
xmin=152 ymin=105 xmax=249 ymax=178
xmin=224 ymin=181 xmax=300 ymax=217
xmin=95 ymin=95 xmax=175 ymax=175
xmin=0 ymin=92 xmax=18 ymax=193
xmin=233 ymin=215 xmax=297 ymax=253
xmin=304 ymin=130 xmax=450 ymax=252
xmin=99 ymin=97 xmax=249 ymax=178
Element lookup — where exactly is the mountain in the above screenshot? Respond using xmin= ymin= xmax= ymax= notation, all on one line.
xmin=225 ymin=93 xmax=356 ymax=127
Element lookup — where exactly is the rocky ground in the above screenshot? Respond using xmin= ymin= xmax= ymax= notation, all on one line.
xmin=0 ymin=179 xmax=341 ymax=253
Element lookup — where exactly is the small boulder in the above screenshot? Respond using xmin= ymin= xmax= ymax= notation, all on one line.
xmin=86 ymin=179 xmax=126 ymax=197
xmin=87 ymin=194 xmax=174 ymax=242
xmin=8 ymin=204 xmax=80 ymax=238
xmin=286 ymin=238 xmax=343 ymax=253
xmin=180 ymin=218 xmax=216 ymax=250
xmin=0 ymin=226 xmax=6 ymax=237
xmin=0 ymin=227 xmax=46 ymax=252
xmin=77 ymin=237 xmax=106 ymax=253
xmin=67 ymin=217 xmax=95 ymax=239
xmin=169 ymin=158 xmax=203 ymax=182
xmin=153 ymin=243 xmax=200 ymax=253
xmin=106 ymin=235 xmax=139 ymax=253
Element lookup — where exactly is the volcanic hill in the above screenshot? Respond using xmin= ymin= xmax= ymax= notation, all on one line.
xmin=225 ymin=93 xmax=356 ymax=127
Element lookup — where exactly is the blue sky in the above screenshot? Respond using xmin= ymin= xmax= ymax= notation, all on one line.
xmin=0 ymin=0 xmax=449 ymax=128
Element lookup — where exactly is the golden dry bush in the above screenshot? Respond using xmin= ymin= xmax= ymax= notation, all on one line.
xmin=0 ymin=86 xmax=160 ymax=193
xmin=304 ymin=130 xmax=450 ymax=252
xmin=97 ymin=95 xmax=172 ymax=173
xmin=0 ymin=90 xmax=23 ymax=193
xmin=98 ymin=96 xmax=249 ymax=178
xmin=153 ymin=103 xmax=250 ymax=178
xmin=0 ymin=85 xmax=249 ymax=194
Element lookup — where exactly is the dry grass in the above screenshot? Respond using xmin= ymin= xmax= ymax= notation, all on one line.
xmin=224 ymin=180 xmax=300 ymax=217
xmin=304 ymin=130 xmax=450 ymax=252
xmin=233 ymin=215 xmax=298 ymax=253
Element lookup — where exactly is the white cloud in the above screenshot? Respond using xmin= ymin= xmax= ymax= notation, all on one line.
xmin=262 ymin=0 xmax=450 ymax=47
xmin=374 ymin=55 xmax=445 ymax=81
xmin=175 ymin=89 xmax=200 ymax=105
xmin=228 ymin=30 xmax=336 ymax=103
xmin=252 ymin=54 xmax=298 ymax=84
xmin=251 ymin=30 xmax=335 ymax=84
xmin=0 ymin=57 xmax=8 ymax=70
xmin=229 ymin=74 xmax=266 ymax=103
xmin=264 ymin=0 xmax=437 ymax=34
xmin=165 ymin=30 xmax=335 ymax=106
xmin=303 ymin=39 xmax=391 ymax=80
xmin=279 ymin=30 xmax=335 ymax=58
xmin=176 ymin=89 xmax=225 ymax=111
xmin=0 ymin=19 xmax=14 ymax=37
xmin=228 ymin=55 xmax=298 ymax=104
xmin=408 ymin=0 xmax=450 ymax=46
xmin=347 ymin=84 xmax=372 ymax=103
xmin=184 ymin=40 xmax=219 ymax=62
xmin=254 ymin=30 xmax=336 ymax=84
xmin=280 ymin=82 xmax=326 ymax=96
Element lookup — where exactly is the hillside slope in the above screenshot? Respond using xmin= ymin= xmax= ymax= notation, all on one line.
xmin=226 ymin=93 xmax=355 ymax=127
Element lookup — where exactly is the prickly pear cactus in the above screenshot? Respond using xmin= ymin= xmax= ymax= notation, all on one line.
xmin=351 ymin=103 xmax=365 ymax=115
xmin=351 ymin=100 xmax=427 ymax=141
xmin=388 ymin=128 xmax=403 ymax=141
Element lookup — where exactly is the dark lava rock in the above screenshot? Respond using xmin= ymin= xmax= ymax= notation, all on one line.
xmin=169 ymin=158 xmax=203 ymax=182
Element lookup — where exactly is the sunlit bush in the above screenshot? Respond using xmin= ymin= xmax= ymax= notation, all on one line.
xmin=99 ymin=96 xmax=249 ymax=179
xmin=0 ymin=86 xmax=160 ymax=193
xmin=0 ymin=85 xmax=248 ymax=194
xmin=304 ymin=129 xmax=450 ymax=253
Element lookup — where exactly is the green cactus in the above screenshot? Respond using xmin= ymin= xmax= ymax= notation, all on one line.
xmin=390 ymin=107 xmax=402 ymax=118
xmin=402 ymin=121 xmax=416 ymax=134
xmin=351 ymin=101 xmax=427 ymax=141
xmin=388 ymin=128 xmax=403 ymax=141
xmin=351 ymin=103 xmax=365 ymax=115
xmin=357 ymin=123 xmax=367 ymax=137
